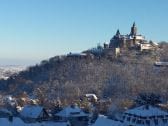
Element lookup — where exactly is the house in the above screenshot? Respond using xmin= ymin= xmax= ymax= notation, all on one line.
xmin=122 ymin=105 xmax=168 ymax=126
xmin=20 ymin=105 xmax=49 ymax=123
xmin=91 ymin=115 xmax=123 ymax=126
xmin=55 ymin=105 xmax=89 ymax=119
xmin=154 ymin=62 xmax=168 ymax=67
xmin=55 ymin=105 xmax=89 ymax=126
xmin=140 ymin=42 xmax=156 ymax=51
xmin=85 ymin=94 xmax=98 ymax=102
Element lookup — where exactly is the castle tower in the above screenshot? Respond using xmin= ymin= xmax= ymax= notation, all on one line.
xmin=130 ymin=22 xmax=137 ymax=36
xmin=116 ymin=29 xmax=120 ymax=37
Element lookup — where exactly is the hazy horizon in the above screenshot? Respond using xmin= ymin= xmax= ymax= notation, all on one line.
xmin=0 ymin=58 xmax=40 ymax=66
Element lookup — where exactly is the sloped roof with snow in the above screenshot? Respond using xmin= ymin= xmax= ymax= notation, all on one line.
xmin=85 ymin=94 xmax=98 ymax=100
xmin=92 ymin=115 xmax=123 ymax=126
xmin=124 ymin=105 xmax=168 ymax=117
xmin=0 ymin=117 xmax=68 ymax=126
xmin=0 ymin=108 xmax=12 ymax=114
xmin=20 ymin=105 xmax=44 ymax=118
xmin=55 ymin=105 xmax=88 ymax=118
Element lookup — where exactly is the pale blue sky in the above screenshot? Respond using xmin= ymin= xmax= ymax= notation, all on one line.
xmin=0 ymin=0 xmax=168 ymax=65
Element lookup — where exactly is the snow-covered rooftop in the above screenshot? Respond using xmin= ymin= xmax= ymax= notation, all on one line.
xmin=55 ymin=105 xmax=88 ymax=118
xmin=155 ymin=62 xmax=168 ymax=66
xmin=67 ymin=52 xmax=87 ymax=57
xmin=0 ymin=117 xmax=68 ymax=126
xmin=20 ymin=105 xmax=44 ymax=118
xmin=91 ymin=115 xmax=123 ymax=126
xmin=0 ymin=108 xmax=12 ymax=114
xmin=124 ymin=105 xmax=168 ymax=117
xmin=85 ymin=94 xmax=98 ymax=100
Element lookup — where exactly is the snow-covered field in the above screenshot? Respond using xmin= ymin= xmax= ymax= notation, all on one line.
xmin=0 ymin=118 xmax=68 ymax=126
xmin=0 ymin=65 xmax=26 ymax=80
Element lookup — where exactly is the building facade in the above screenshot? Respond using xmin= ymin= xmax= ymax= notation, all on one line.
xmin=109 ymin=22 xmax=146 ymax=49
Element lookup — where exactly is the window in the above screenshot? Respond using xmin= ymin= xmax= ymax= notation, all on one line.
xmin=132 ymin=118 xmax=136 ymax=123
xmin=154 ymin=119 xmax=158 ymax=125
xmin=78 ymin=117 xmax=83 ymax=121
xmin=127 ymin=117 xmax=131 ymax=121
xmin=145 ymin=120 xmax=150 ymax=125
xmin=163 ymin=119 xmax=167 ymax=123
xmin=123 ymin=115 xmax=126 ymax=120
xmin=136 ymin=119 xmax=142 ymax=124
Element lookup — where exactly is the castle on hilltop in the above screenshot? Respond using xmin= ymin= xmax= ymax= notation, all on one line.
xmin=77 ymin=22 xmax=158 ymax=58
xmin=109 ymin=22 xmax=145 ymax=48
xmin=103 ymin=22 xmax=158 ymax=56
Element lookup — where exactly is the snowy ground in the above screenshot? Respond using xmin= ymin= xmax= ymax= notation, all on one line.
xmin=0 ymin=118 xmax=68 ymax=126
xmin=0 ymin=65 xmax=26 ymax=80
